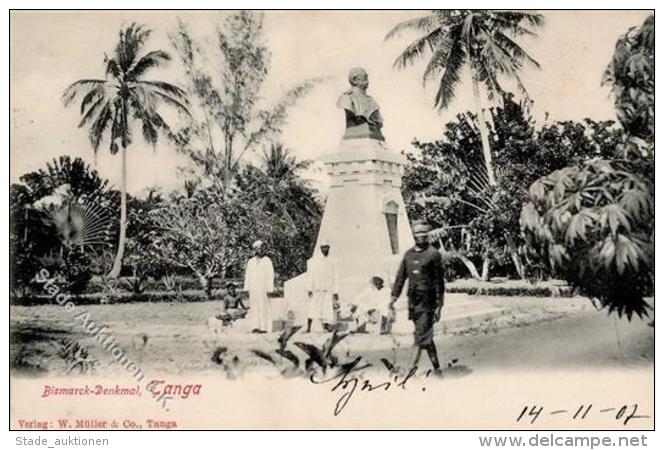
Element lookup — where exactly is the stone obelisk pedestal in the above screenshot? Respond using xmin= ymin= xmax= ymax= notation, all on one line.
xmin=283 ymin=138 xmax=414 ymax=324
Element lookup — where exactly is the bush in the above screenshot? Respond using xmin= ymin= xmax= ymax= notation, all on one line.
xmin=446 ymin=286 xmax=573 ymax=297
xmin=521 ymin=158 xmax=653 ymax=318
xmin=10 ymin=287 xmax=286 ymax=306
xmin=63 ymin=247 xmax=93 ymax=295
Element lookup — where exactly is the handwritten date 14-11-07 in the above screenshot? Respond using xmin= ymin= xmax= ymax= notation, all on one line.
xmin=517 ymin=404 xmax=650 ymax=426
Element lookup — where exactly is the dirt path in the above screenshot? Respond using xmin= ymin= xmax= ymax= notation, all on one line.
xmin=10 ymin=297 xmax=654 ymax=376
xmin=385 ymin=310 xmax=654 ymax=373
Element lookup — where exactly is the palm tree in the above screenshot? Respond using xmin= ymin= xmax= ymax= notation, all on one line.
xmin=63 ymin=23 xmax=189 ymax=278
xmin=257 ymin=143 xmax=320 ymax=225
xmin=386 ymin=10 xmax=543 ymax=185
xmin=261 ymin=143 xmax=311 ymax=182
xmin=231 ymin=143 xmax=321 ymax=276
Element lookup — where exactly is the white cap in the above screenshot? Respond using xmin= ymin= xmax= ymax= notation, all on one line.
xmin=252 ymin=240 xmax=264 ymax=249
xmin=319 ymin=237 xmax=330 ymax=247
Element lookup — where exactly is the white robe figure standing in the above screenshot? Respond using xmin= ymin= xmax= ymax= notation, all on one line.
xmin=306 ymin=239 xmax=339 ymax=333
xmin=244 ymin=240 xmax=275 ymax=333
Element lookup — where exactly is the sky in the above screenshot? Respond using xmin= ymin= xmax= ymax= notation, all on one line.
xmin=10 ymin=10 xmax=651 ymax=196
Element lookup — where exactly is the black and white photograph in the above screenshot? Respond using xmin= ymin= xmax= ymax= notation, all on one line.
xmin=7 ymin=7 xmax=656 ymax=434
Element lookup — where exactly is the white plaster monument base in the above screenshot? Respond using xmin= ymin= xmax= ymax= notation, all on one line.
xmin=284 ymin=138 xmax=414 ymax=324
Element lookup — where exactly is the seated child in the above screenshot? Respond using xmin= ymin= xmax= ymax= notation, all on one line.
xmin=216 ymin=282 xmax=248 ymax=324
xmin=345 ymin=304 xmax=364 ymax=333
xmin=354 ymin=276 xmax=393 ymax=335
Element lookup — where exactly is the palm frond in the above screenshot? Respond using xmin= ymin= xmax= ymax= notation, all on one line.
xmin=115 ymin=23 xmax=151 ymax=73
xmin=104 ymin=56 xmax=123 ymax=81
xmin=109 ymin=105 xmax=124 ymax=154
xmin=429 ymin=32 xmax=466 ymax=109
xmin=491 ymin=15 xmax=540 ymax=37
xmin=62 ymin=80 xmax=106 ymax=106
xmin=127 ymin=50 xmax=171 ymax=79
xmin=390 ymin=9 xmax=543 ymax=114
xmin=473 ymin=51 xmax=505 ymax=102
xmin=128 ymin=92 xmax=173 ymax=147
xmin=78 ymin=84 xmax=106 ymax=114
xmin=385 ymin=13 xmax=438 ymax=41
xmin=137 ymin=81 xmax=189 ymax=112
xmin=479 ymin=34 xmax=533 ymax=100
xmin=460 ymin=11 xmax=477 ymax=43
xmin=392 ymin=27 xmax=444 ymax=69
xmin=493 ymin=31 xmax=541 ymax=69
xmin=506 ymin=11 xmax=545 ymax=29
xmin=78 ymin=97 xmax=110 ymax=129
xmin=88 ymin=101 xmax=114 ymax=153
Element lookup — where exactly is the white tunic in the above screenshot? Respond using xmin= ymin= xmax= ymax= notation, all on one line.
xmin=306 ymin=255 xmax=338 ymax=322
xmin=244 ymin=256 xmax=275 ymax=331
xmin=354 ymin=285 xmax=391 ymax=317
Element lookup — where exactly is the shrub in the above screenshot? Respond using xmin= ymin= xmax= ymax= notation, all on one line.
xmin=521 ymin=158 xmax=653 ymax=318
xmin=446 ymin=286 xmax=572 ymax=297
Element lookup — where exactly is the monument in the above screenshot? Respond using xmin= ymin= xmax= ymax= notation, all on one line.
xmin=283 ymin=68 xmax=414 ymax=320
xmin=336 ymin=67 xmax=385 ymax=141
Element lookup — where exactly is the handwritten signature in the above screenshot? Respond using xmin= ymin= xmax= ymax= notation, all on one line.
xmin=309 ymin=357 xmax=421 ymax=416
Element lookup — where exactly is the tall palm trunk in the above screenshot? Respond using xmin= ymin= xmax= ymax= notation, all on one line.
xmin=108 ymin=99 xmax=129 ymax=278
xmin=108 ymin=145 xmax=127 ymax=278
xmin=458 ymin=254 xmax=481 ymax=280
xmin=471 ymin=77 xmax=497 ymax=186
xmin=472 ymin=79 xmax=527 ymax=280
xmin=505 ymin=233 xmax=526 ymax=279
xmin=481 ymin=257 xmax=491 ymax=281
xmin=472 ymin=77 xmax=496 ymax=281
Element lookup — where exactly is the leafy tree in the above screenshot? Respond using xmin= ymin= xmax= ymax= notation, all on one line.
xmin=521 ymin=159 xmax=653 ymax=318
xmin=404 ymin=96 xmax=618 ymax=280
xmin=124 ymin=189 xmax=170 ymax=293
xmin=63 ymin=23 xmax=189 ymax=278
xmin=169 ymin=12 xmax=319 ymax=197
xmin=521 ymin=16 xmax=654 ymax=319
xmin=387 ymin=10 xmax=543 ymax=186
xmin=601 ymin=14 xmax=654 ymax=186
xmin=10 ymin=156 xmax=117 ymax=297
xmin=602 ymin=15 xmax=654 ymax=143
xmin=149 ymin=190 xmax=259 ymax=296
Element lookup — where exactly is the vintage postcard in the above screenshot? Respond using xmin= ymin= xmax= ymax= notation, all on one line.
xmin=9 ymin=9 xmax=654 ymax=432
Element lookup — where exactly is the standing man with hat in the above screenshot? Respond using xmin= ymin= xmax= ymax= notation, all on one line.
xmin=244 ymin=240 xmax=275 ymax=333
xmin=305 ymin=239 xmax=339 ymax=333
xmin=390 ymin=222 xmax=445 ymax=375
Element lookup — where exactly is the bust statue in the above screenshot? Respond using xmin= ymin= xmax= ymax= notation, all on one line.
xmin=336 ymin=67 xmax=385 ymax=141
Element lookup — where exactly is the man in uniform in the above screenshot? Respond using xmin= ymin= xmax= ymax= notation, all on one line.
xmin=306 ymin=239 xmax=339 ymax=333
xmin=390 ymin=222 xmax=445 ymax=374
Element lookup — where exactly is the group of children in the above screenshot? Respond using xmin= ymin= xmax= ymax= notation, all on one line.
xmin=215 ymin=276 xmax=394 ymax=334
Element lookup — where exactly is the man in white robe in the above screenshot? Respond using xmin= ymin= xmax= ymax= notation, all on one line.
xmin=244 ymin=240 xmax=275 ymax=333
xmin=305 ymin=240 xmax=339 ymax=333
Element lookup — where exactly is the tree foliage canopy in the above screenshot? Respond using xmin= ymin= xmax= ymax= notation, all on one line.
xmin=169 ymin=12 xmax=319 ymax=195
xmin=522 ymin=15 xmax=654 ymax=319
xmin=386 ymin=10 xmax=543 ymax=109
xmin=63 ymin=23 xmax=188 ymax=156
xmin=10 ymin=156 xmax=118 ymax=295
xmin=521 ymin=159 xmax=653 ymax=318
xmin=602 ymin=15 xmax=654 ymax=142
xmin=404 ymin=95 xmax=619 ymax=280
